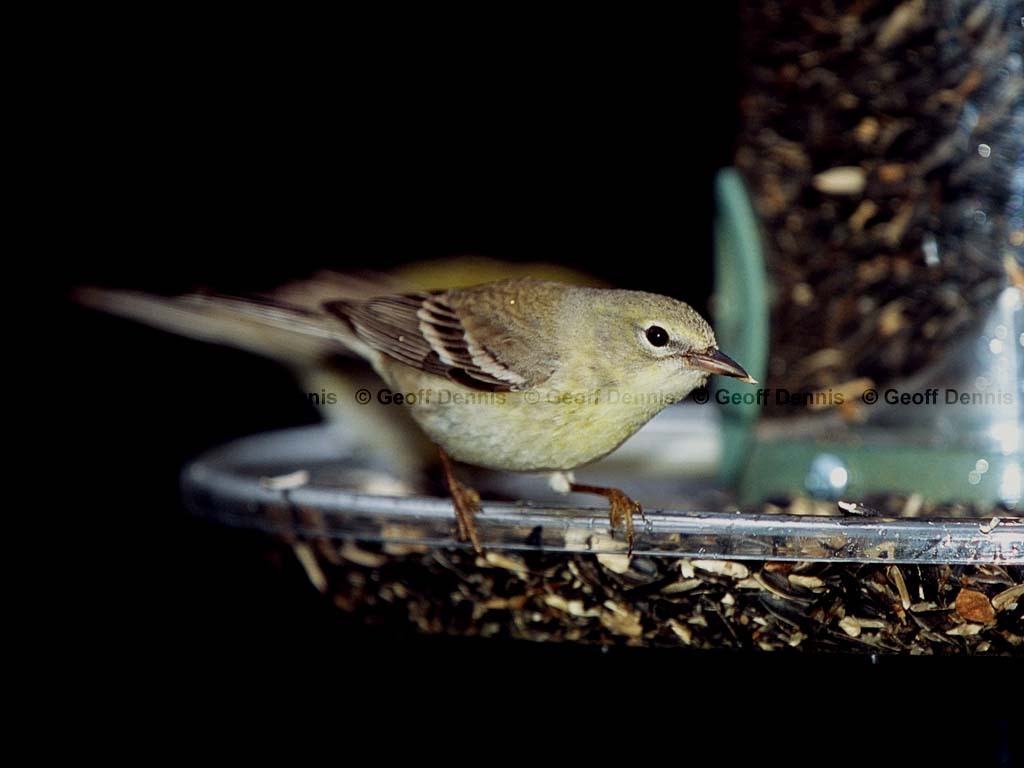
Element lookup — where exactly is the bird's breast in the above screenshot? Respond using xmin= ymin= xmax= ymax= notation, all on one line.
xmin=389 ymin=370 xmax=674 ymax=472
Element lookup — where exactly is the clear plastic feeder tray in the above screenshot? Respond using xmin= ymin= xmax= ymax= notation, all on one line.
xmin=183 ymin=420 xmax=1024 ymax=656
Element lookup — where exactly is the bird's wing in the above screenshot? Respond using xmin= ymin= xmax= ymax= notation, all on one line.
xmin=324 ymin=289 xmax=555 ymax=392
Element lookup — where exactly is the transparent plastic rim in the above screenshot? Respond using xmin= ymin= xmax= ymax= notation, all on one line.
xmin=182 ymin=425 xmax=1023 ymax=565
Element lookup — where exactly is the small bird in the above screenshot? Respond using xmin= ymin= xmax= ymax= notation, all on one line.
xmin=78 ymin=276 xmax=755 ymax=553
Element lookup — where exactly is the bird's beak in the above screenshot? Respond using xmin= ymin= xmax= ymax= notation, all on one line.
xmin=684 ymin=348 xmax=758 ymax=384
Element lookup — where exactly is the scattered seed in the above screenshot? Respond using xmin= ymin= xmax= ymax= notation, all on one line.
xmin=481 ymin=552 xmax=529 ymax=579
xmin=992 ymin=584 xmax=1024 ymax=613
xmin=888 ymin=566 xmax=912 ymax=610
xmin=788 ymin=574 xmax=825 ymax=590
xmin=812 ymin=166 xmax=866 ymax=195
xmin=596 ymin=553 xmax=632 ymax=574
xmin=668 ymin=619 xmax=693 ymax=645
xmin=600 ymin=602 xmax=643 ymax=637
xmin=946 ymin=623 xmax=984 ymax=637
xmin=839 ymin=616 xmax=862 ymax=637
xmin=693 ymin=560 xmax=750 ymax=579
xmin=661 ymin=579 xmax=703 ymax=595
xmin=339 ymin=541 xmax=388 ymax=568
xmin=979 ymin=517 xmax=1002 ymax=535
xmin=260 ymin=469 xmax=310 ymax=490
xmin=293 ymin=543 xmax=327 ymax=592
xmin=955 ymin=588 xmax=996 ymax=623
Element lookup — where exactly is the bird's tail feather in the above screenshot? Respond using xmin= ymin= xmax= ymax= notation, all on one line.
xmin=73 ymin=286 xmax=362 ymax=366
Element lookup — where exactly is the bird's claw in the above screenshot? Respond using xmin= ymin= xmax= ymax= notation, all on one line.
xmin=606 ymin=488 xmax=643 ymax=556
xmin=569 ymin=482 xmax=644 ymax=556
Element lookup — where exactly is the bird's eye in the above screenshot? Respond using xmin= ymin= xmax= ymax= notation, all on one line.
xmin=645 ymin=325 xmax=670 ymax=347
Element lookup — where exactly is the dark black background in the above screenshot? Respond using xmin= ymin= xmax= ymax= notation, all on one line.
xmin=55 ymin=8 xmax=1021 ymax=739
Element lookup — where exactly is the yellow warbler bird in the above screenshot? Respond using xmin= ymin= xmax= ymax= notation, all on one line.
xmin=77 ymin=276 xmax=755 ymax=553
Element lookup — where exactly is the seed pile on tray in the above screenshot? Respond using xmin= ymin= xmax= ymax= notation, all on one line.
xmin=277 ymin=495 xmax=1023 ymax=656
xmin=297 ymin=540 xmax=1022 ymax=656
xmin=734 ymin=0 xmax=1023 ymax=405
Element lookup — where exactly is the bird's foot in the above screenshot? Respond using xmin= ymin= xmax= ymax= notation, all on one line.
xmin=569 ymin=482 xmax=645 ymax=555
xmin=450 ymin=481 xmax=483 ymax=551
xmin=438 ymin=448 xmax=483 ymax=553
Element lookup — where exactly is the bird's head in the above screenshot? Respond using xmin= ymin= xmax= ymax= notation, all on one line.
xmin=590 ymin=289 xmax=756 ymax=404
